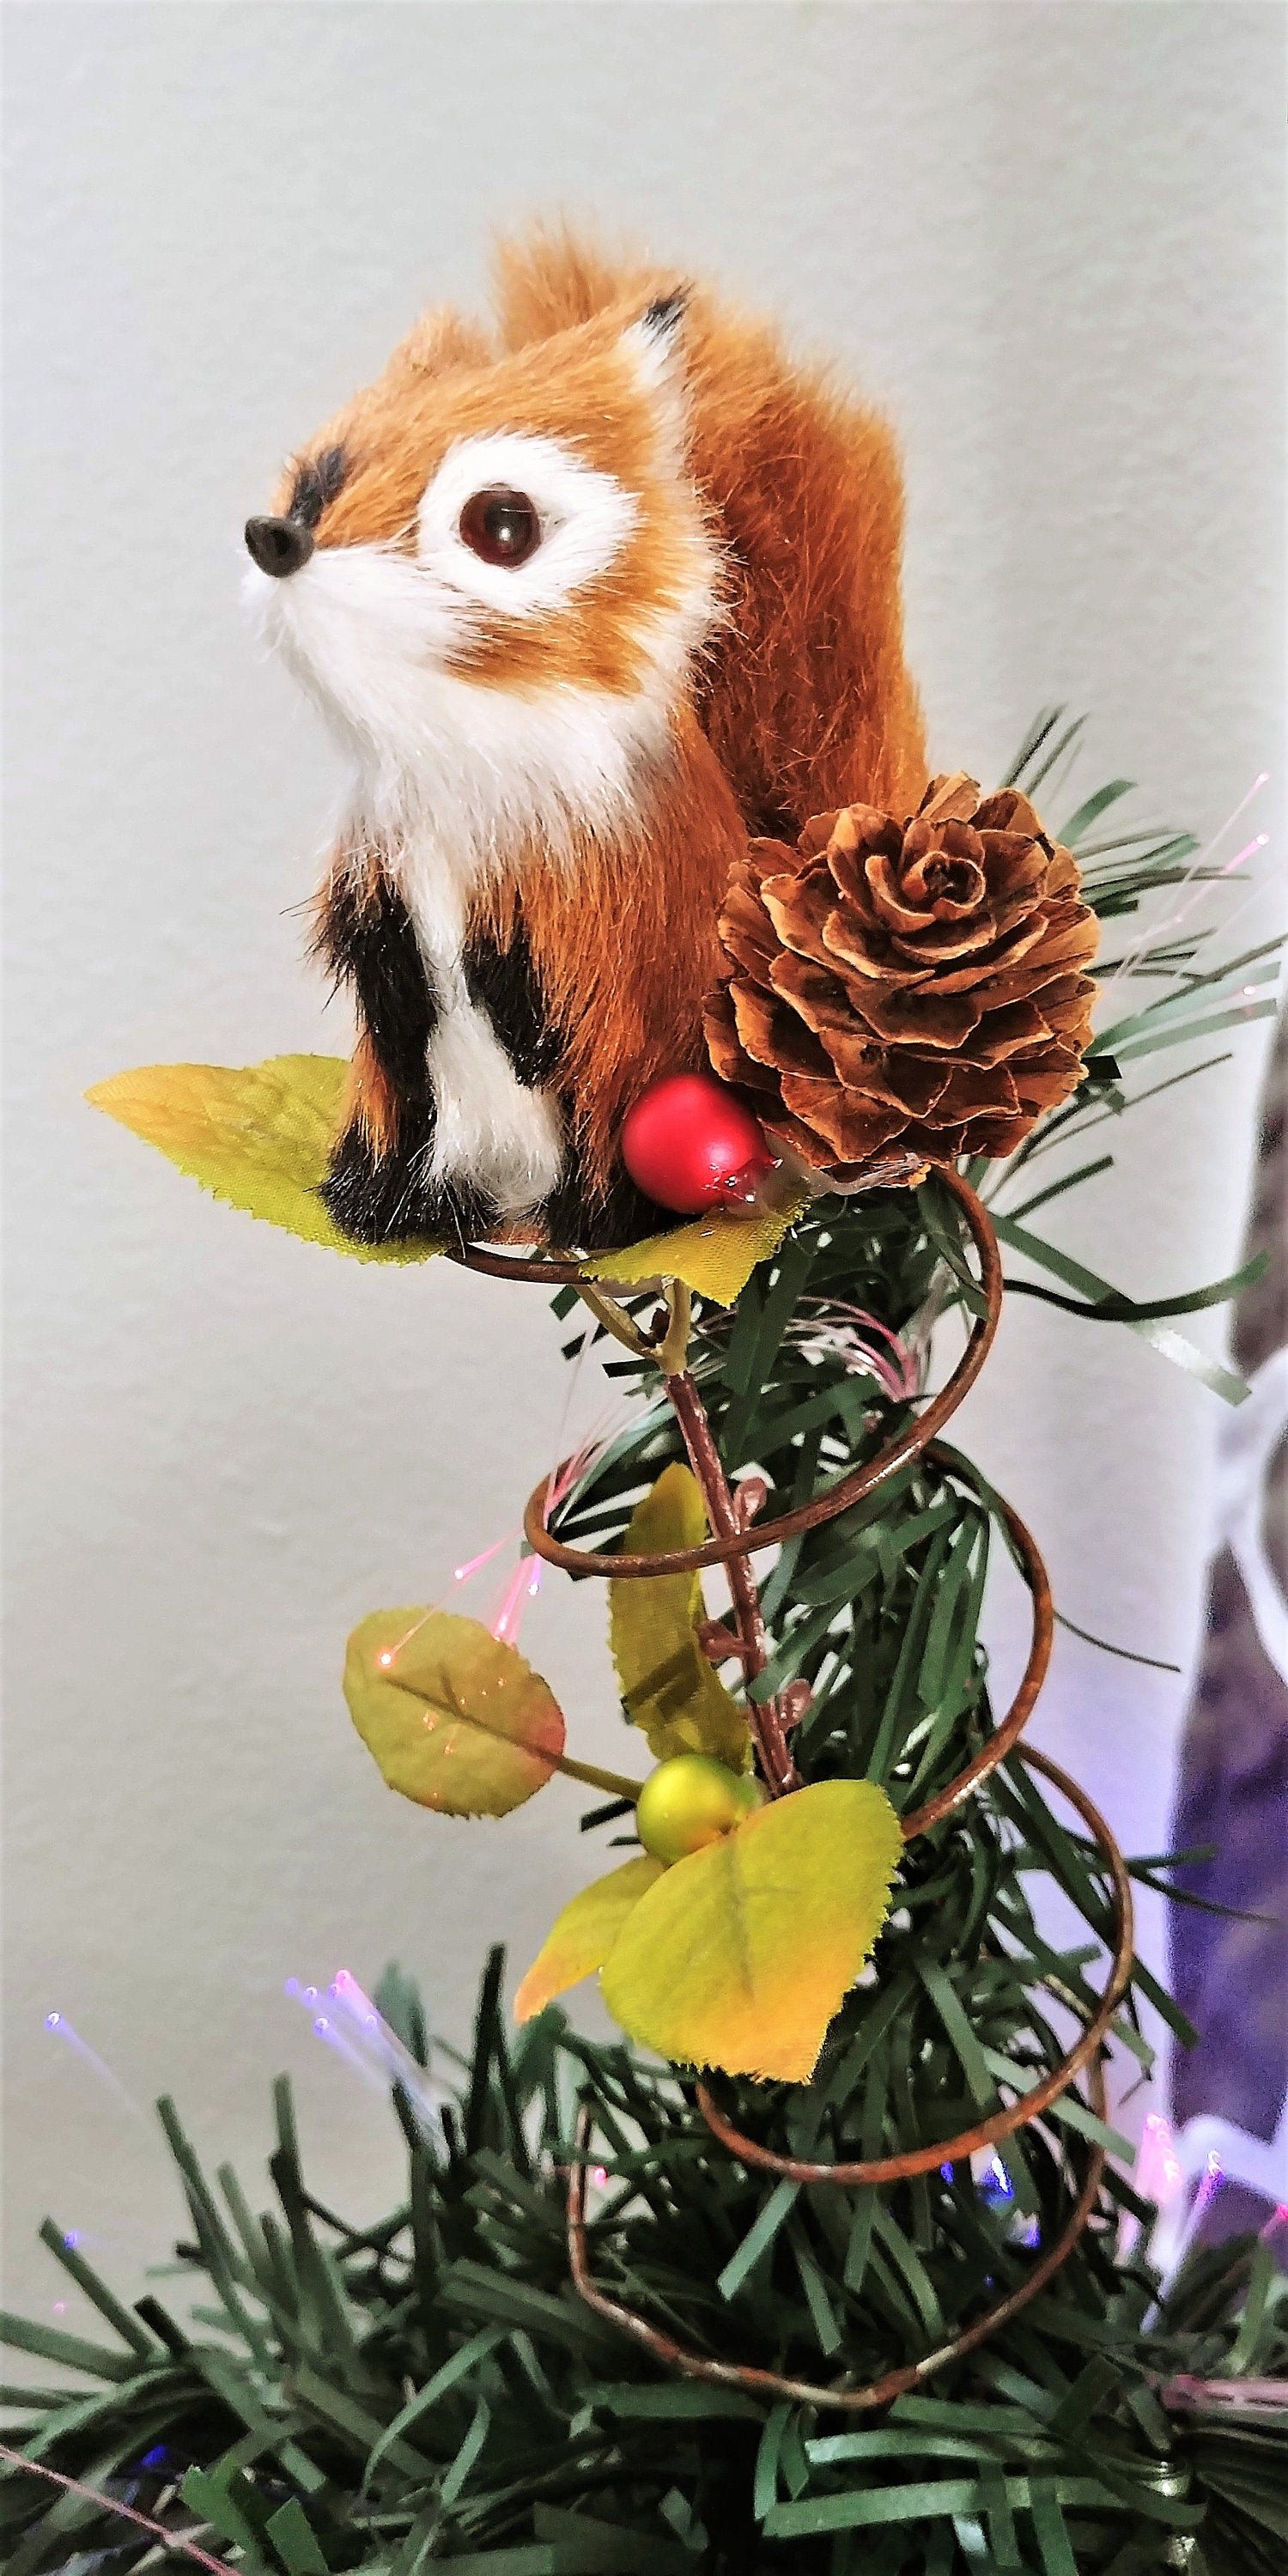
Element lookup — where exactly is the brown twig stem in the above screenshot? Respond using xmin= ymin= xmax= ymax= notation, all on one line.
xmin=664 ymin=1368 xmax=798 ymax=1795
xmin=575 ymin=1279 xmax=653 ymax=1358
xmin=524 ymin=1164 xmax=1001 ymax=1582
xmin=449 ymin=1172 xmax=1127 ymax=2409
xmin=0 ymin=2445 xmax=229 ymax=2572
xmin=570 ymin=1273 xmax=792 ymax=1793
xmin=568 ymin=2034 xmax=1110 ymax=2415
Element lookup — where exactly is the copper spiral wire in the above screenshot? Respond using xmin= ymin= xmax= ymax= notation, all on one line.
xmin=521 ymin=1164 xmax=1001 ymax=1581
xmin=451 ymin=1169 xmax=1134 ymax=2409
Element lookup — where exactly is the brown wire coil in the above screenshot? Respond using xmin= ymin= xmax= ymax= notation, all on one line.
xmin=522 ymin=1163 xmax=1000 ymax=1581
xmin=568 ymin=1753 xmax=1128 ymax=2415
xmin=451 ymin=1166 xmax=1136 ymax=2409
xmin=570 ymin=2064 xmax=1110 ymax=2417
xmin=697 ymin=1745 xmax=1133 ymax=2189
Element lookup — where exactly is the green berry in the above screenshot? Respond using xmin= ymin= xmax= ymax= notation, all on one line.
xmin=635 ymin=1753 xmax=764 ymax=1864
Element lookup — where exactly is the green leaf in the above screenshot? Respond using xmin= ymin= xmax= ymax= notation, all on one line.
xmin=35 ymin=2220 xmax=157 ymax=2359
xmin=264 ymin=2499 xmax=331 ymax=2575
xmin=600 ymin=1778 xmax=902 ymax=2081
xmin=88 ymin=1054 xmax=437 ymax=1264
xmin=992 ymin=1209 xmax=1254 ymax=1403
xmin=362 ymin=2326 xmax=505 ymax=2491
xmin=0 ymin=2310 xmax=139 ymax=2382
xmin=344 ymin=1610 xmax=565 ymax=1817
xmin=609 ymin=1465 xmax=750 ymax=1767
xmin=716 ymin=2178 xmax=799 ymax=2302
xmin=1110 ymin=998 xmax=1277 ymax=1064
xmin=513 ymin=1856 xmax=665 ymax=2022
xmin=1057 ymin=780 xmax=1135 ymax=847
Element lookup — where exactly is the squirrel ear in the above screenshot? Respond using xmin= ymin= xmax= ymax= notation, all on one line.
xmin=622 ymin=288 xmax=689 ymax=383
xmin=388 ymin=303 xmax=492 ymax=380
xmin=620 ymin=288 xmax=691 ymax=463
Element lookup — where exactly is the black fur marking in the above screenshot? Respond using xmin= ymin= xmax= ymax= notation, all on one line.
xmin=462 ymin=918 xmax=563 ymax=1090
xmin=747 ymin=799 xmax=802 ymax=845
xmin=319 ymin=1127 xmax=499 ymax=1253
xmin=543 ymin=1142 xmax=665 ymax=1256
xmin=317 ymin=867 xmax=439 ymax=1096
xmin=641 ymin=288 xmax=690 ymax=340
xmin=315 ymin=871 xmax=653 ymax=1255
xmin=289 ymin=443 xmax=349 ymax=531
xmin=319 ymin=1126 xmax=434 ymax=1245
xmin=315 ymin=863 xmax=441 ymax=1247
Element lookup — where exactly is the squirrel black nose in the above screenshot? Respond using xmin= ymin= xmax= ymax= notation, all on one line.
xmin=245 ymin=515 xmax=314 ymax=578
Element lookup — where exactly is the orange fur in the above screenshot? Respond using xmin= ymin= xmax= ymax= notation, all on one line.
xmin=273 ymin=301 xmax=712 ymax=701
xmin=474 ymin=710 xmax=748 ymax=1193
xmin=493 ymin=224 xmax=927 ymax=828
xmin=264 ymin=226 xmax=927 ymax=1236
xmin=340 ymin=1031 xmax=399 ymax=1157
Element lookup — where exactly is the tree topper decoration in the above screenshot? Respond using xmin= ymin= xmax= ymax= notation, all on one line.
xmin=69 ymin=219 xmax=1283 ymax=2458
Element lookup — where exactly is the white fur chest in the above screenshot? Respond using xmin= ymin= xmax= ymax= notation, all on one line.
xmin=388 ymin=823 xmax=565 ymax=1219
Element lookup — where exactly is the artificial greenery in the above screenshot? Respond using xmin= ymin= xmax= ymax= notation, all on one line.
xmin=2 ymin=1959 xmax=1285 ymax=2574
xmin=4 ymin=718 xmax=1284 ymax=2570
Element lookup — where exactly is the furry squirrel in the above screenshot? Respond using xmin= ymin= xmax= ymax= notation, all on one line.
xmin=244 ymin=228 xmax=927 ymax=1251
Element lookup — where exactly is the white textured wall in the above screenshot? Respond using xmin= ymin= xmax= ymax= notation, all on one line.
xmin=3 ymin=3 xmax=1284 ymax=2314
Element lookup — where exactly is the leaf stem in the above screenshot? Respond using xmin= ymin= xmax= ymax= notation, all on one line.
xmin=554 ymin=1750 xmax=645 ymax=1801
xmin=654 ymin=1281 xmax=693 ymax=1376
xmin=576 ymin=1281 xmax=653 ymax=1358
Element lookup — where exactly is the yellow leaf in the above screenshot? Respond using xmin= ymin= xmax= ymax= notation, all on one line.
xmin=344 ymin=1609 xmax=564 ymax=1817
xmin=88 ymin=1056 xmax=436 ymax=1265
xmin=90 ymin=1054 xmax=807 ymax=1286
xmin=513 ymin=1855 xmax=664 ymax=2022
xmin=587 ymin=1187 xmax=809 ymax=1306
xmin=610 ymin=1466 xmax=750 ymax=1769
xmin=600 ymin=1779 xmax=902 ymax=2083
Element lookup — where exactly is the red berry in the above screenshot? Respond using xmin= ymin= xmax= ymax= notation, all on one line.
xmin=621 ymin=1073 xmax=774 ymax=1216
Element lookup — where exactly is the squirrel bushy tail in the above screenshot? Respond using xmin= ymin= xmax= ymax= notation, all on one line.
xmin=493 ymin=223 xmax=927 ymax=837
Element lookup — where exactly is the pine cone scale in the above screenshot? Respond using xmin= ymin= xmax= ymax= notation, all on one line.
xmin=704 ymin=773 xmax=1100 ymax=1180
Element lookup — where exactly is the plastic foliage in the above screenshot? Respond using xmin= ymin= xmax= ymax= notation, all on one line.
xmin=6 ymin=722 xmax=1282 ymax=2571
xmin=1 ymin=1956 xmax=1285 ymax=2576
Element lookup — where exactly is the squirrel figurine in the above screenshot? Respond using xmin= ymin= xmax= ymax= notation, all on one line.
xmin=244 ymin=228 xmax=927 ymax=1251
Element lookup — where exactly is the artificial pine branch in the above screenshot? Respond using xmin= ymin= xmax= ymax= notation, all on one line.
xmin=5 ymin=730 xmax=1284 ymax=2570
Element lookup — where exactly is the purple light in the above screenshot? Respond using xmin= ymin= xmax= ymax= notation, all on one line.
xmin=1136 ymin=2111 xmax=1183 ymax=2205
xmin=1197 ymin=2149 xmax=1224 ymax=2198
xmin=283 ymin=1963 xmax=443 ymax=2129
xmin=42 ymin=2009 xmax=140 ymax=2112
xmin=977 ymin=2151 xmax=1013 ymax=2206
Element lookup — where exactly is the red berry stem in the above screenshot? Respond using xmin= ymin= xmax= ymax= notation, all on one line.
xmin=663 ymin=1368 xmax=799 ymax=1797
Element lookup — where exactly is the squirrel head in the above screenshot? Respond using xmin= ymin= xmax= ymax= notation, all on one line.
xmin=244 ymin=291 xmax=720 ymax=840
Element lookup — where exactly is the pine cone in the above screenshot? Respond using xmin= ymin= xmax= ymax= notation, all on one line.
xmin=703 ymin=773 xmax=1099 ymax=1183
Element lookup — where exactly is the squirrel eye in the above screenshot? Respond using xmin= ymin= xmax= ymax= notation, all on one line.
xmin=459 ymin=487 xmax=542 ymax=568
